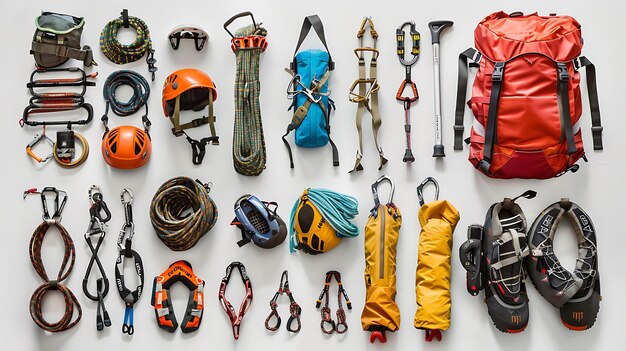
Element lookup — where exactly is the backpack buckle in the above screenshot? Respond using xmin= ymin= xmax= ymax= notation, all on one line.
xmin=492 ymin=62 xmax=505 ymax=81
xmin=557 ymin=62 xmax=569 ymax=81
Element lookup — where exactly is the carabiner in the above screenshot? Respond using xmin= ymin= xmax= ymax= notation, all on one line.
xmin=396 ymin=21 xmax=420 ymax=66
xmin=27 ymin=187 xmax=67 ymax=221
xmin=89 ymin=185 xmax=111 ymax=223
xmin=121 ymin=188 xmax=133 ymax=206
xmin=26 ymin=131 xmax=54 ymax=163
xmin=417 ymin=177 xmax=439 ymax=206
xmin=371 ymin=175 xmax=394 ymax=212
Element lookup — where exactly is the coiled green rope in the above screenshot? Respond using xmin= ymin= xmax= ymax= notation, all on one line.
xmin=149 ymin=177 xmax=218 ymax=251
xmin=232 ymin=24 xmax=268 ymax=176
xmin=100 ymin=12 xmax=157 ymax=80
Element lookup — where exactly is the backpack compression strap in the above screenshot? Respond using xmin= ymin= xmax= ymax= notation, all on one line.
xmin=574 ymin=57 xmax=603 ymax=150
xmin=31 ymin=41 xmax=97 ymax=67
xmin=454 ymin=48 xmax=481 ymax=150
xmin=291 ymin=15 xmax=334 ymax=71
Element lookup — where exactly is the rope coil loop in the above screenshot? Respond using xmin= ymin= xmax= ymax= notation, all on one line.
xmin=150 ymin=177 xmax=218 ymax=251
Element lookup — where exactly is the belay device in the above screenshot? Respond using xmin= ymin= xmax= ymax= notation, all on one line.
xmin=361 ymin=176 xmax=402 ymax=343
xmin=414 ymin=178 xmax=460 ymax=342
xmin=231 ymin=194 xmax=287 ymax=249
xmin=31 ymin=11 xmax=97 ymax=68
xmin=283 ymin=15 xmax=338 ymax=169
xmin=151 ymin=260 xmax=205 ymax=333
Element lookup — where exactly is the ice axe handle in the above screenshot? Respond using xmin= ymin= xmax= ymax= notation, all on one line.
xmin=428 ymin=21 xmax=454 ymax=44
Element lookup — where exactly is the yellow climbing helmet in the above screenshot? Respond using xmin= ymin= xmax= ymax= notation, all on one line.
xmin=289 ymin=188 xmax=359 ymax=255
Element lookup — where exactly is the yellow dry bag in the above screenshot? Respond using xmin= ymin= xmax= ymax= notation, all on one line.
xmin=361 ymin=175 xmax=401 ymax=343
xmin=414 ymin=177 xmax=460 ymax=342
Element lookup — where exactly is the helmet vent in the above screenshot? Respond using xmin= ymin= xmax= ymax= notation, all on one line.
xmin=248 ymin=209 xmax=270 ymax=234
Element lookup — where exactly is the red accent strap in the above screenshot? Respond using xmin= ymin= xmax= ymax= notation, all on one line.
xmin=370 ymin=330 xmax=387 ymax=343
xmin=425 ymin=329 xmax=442 ymax=342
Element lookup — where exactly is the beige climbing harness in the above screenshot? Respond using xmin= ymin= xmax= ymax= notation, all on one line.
xmin=349 ymin=17 xmax=387 ymax=173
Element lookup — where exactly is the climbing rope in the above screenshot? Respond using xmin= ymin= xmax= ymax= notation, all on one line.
xmin=100 ymin=10 xmax=157 ymax=80
xmin=101 ymin=70 xmax=151 ymax=136
xmin=226 ymin=14 xmax=268 ymax=176
xmin=289 ymin=188 xmax=359 ymax=251
xmin=150 ymin=177 xmax=218 ymax=251
xmin=25 ymin=187 xmax=82 ymax=333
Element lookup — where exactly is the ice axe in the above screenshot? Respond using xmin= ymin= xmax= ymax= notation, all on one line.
xmin=428 ymin=20 xmax=453 ymax=158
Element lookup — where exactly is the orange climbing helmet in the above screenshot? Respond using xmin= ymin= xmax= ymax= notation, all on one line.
xmin=162 ymin=68 xmax=219 ymax=164
xmin=101 ymin=126 xmax=152 ymax=169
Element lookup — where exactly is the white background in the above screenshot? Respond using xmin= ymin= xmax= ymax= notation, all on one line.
xmin=2 ymin=0 xmax=622 ymax=350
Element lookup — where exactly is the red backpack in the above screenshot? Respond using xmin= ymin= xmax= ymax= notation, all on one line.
xmin=454 ymin=12 xmax=603 ymax=179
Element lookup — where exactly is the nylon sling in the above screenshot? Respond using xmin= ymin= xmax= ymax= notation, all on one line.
xmin=349 ymin=17 xmax=386 ymax=173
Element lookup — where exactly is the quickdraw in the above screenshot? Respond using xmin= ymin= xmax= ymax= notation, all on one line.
xmin=316 ymin=270 xmax=352 ymax=334
xmin=349 ymin=17 xmax=387 ymax=173
xmin=82 ymin=186 xmax=112 ymax=331
xmin=115 ymin=189 xmax=144 ymax=335
xmin=150 ymin=177 xmax=218 ymax=251
xmin=219 ymin=261 xmax=253 ymax=340
xmin=224 ymin=12 xmax=268 ymax=176
xmin=100 ymin=9 xmax=157 ymax=81
xmin=25 ymin=187 xmax=82 ymax=332
xmin=395 ymin=22 xmax=420 ymax=163
xmin=151 ymin=260 xmax=205 ymax=333
xmin=265 ymin=270 xmax=302 ymax=333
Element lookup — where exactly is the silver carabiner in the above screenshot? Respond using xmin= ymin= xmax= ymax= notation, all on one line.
xmin=121 ymin=189 xmax=133 ymax=205
xmin=416 ymin=177 xmax=439 ymax=206
xmin=371 ymin=175 xmax=394 ymax=212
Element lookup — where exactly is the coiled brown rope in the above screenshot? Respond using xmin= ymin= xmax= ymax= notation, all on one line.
xmin=150 ymin=176 xmax=218 ymax=251
xmin=29 ymin=220 xmax=82 ymax=332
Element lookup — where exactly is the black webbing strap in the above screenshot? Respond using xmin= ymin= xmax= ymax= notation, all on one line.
xmin=454 ymin=48 xmax=481 ymax=150
xmin=575 ymin=56 xmax=603 ymax=150
xmin=479 ymin=61 xmax=505 ymax=174
xmin=291 ymin=15 xmax=334 ymax=71
xmin=557 ymin=62 xmax=577 ymax=154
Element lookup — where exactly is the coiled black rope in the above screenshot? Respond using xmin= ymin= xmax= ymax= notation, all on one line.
xmin=100 ymin=10 xmax=157 ymax=80
xmin=150 ymin=177 xmax=218 ymax=251
xmin=101 ymin=70 xmax=151 ymax=134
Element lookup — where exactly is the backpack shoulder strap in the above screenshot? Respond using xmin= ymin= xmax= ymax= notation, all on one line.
xmin=574 ymin=56 xmax=603 ymax=150
xmin=454 ymin=48 xmax=481 ymax=150
xmin=291 ymin=15 xmax=334 ymax=71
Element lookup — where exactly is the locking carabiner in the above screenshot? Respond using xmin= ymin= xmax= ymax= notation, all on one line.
xmin=371 ymin=175 xmax=395 ymax=215
xmin=23 ymin=187 xmax=68 ymax=221
xmin=416 ymin=177 xmax=439 ymax=206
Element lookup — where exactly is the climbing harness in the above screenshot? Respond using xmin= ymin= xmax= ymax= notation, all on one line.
xmin=31 ymin=11 xmax=96 ymax=68
xmin=362 ymin=175 xmax=402 ymax=343
xmin=526 ymin=199 xmax=601 ymax=330
xmin=151 ymin=260 xmax=205 ymax=333
xmin=25 ymin=187 xmax=82 ymax=332
xmin=101 ymin=70 xmax=152 ymax=169
xmin=283 ymin=14 xmax=339 ymax=169
xmin=395 ymin=22 xmax=420 ymax=163
xmin=316 ymin=271 xmax=352 ymax=334
xmin=349 ymin=17 xmax=387 ymax=173
xmin=150 ymin=177 xmax=218 ymax=251
xmin=162 ymin=68 xmax=219 ymax=165
xmin=115 ymin=189 xmax=145 ymax=335
xmin=219 ymin=261 xmax=253 ymax=340
xmin=231 ymin=194 xmax=287 ymax=249
xmin=83 ymin=186 xmax=112 ymax=331
xmin=224 ymin=12 xmax=268 ymax=176
xmin=26 ymin=128 xmax=54 ymax=164
xmin=100 ymin=9 xmax=157 ymax=81
xmin=414 ymin=177 xmax=460 ymax=342
xmin=265 ymin=270 xmax=302 ymax=333
xmin=168 ymin=25 xmax=208 ymax=51
xmin=289 ymin=188 xmax=360 ymax=254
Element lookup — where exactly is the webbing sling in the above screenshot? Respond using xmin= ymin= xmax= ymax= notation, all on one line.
xmin=478 ymin=61 xmax=505 ymax=173
xmin=170 ymin=90 xmax=218 ymax=165
xmin=349 ymin=17 xmax=387 ymax=173
xmin=283 ymin=15 xmax=339 ymax=168
xmin=226 ymin=13 xmax=268 ymax=176
xmin=454 ymin=50 xmax=604 ymax=153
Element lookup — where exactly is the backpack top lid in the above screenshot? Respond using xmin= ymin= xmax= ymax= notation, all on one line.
xmin=476 ymin=11 xmax=583 ymax=62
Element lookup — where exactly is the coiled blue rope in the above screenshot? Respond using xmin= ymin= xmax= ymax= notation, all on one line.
xmin=289 ymin=188 xmax=359 ymax=252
